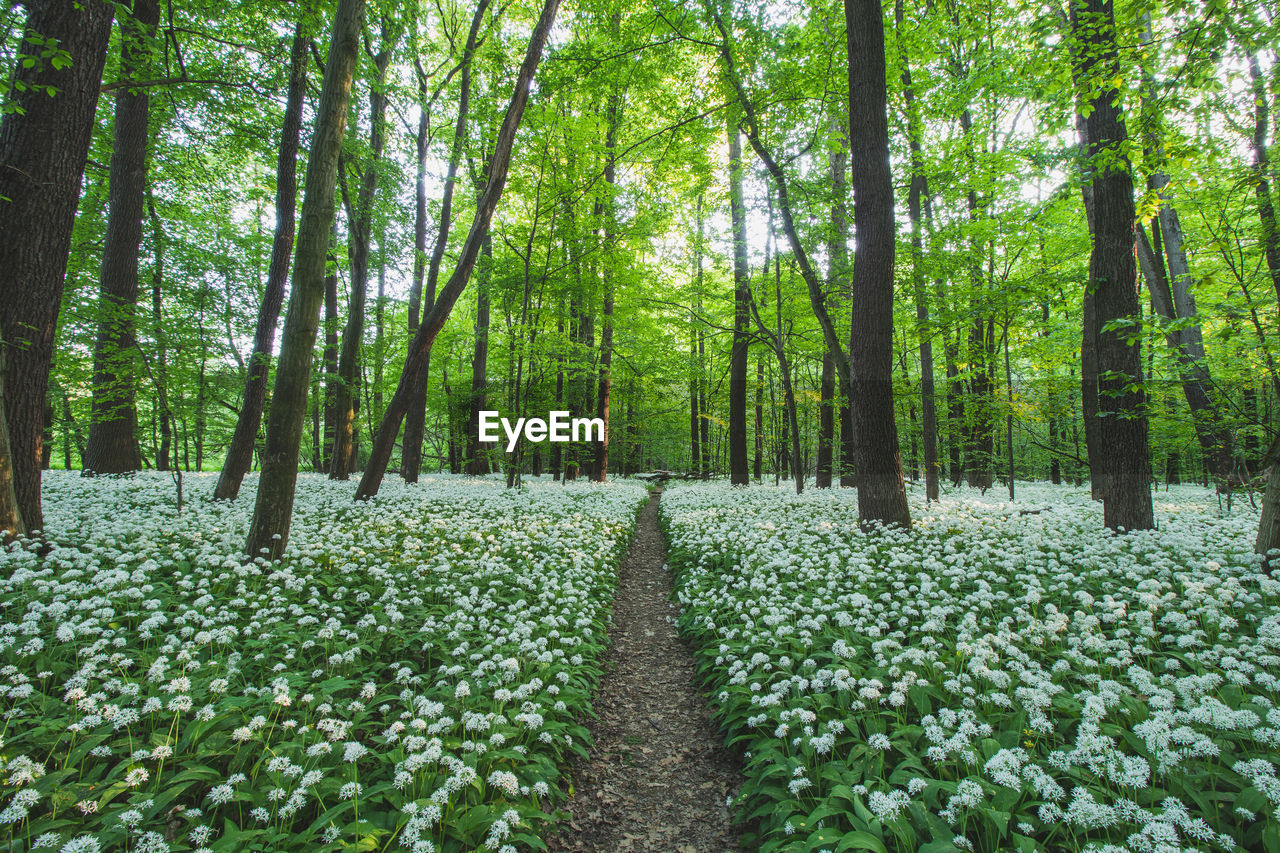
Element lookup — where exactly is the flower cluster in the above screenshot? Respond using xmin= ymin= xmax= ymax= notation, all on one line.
xmin=661 ymin=481 xmax=1277 ymax=853
xmin=0 ymin=471 xmax=646 ymax=852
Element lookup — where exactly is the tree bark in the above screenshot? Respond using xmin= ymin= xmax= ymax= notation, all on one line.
xmin=245 ymin=0 xmax=366 ymax=559
xmin=1072 ymin=0 xmax=1153 ymax=531
xmin=1249 ymin=53 xmax=1280 ymax=308
xmin=816 ymin=353 xmax=834 ymax=488
xmin=727 ymin=118 xmax=751 ymax=486
xmin=403 ymin=0 xmax=490 ymax=482
xmin=593 ymin=59 xmax=623 ymax=483
xmin=215 ymin=26 xmax=308 ymax=500
xmin=355 ymin=0 xmax=562 ymax=501
xmin=898 ymin=14 xmax=940 ymax=501
xmin=464 ymin=236 xmax=493 ymax=475
xmin=82 ymin=0 xmax=160 ymax=476
xmin=0 ymin=336 xmax=24 ymax=541
xmin=0 ymin=0 xmax=115 ymax=529
xmin=845 ymin=0 xmax=910 ymax=527
xmin=332 ymin=34 xmax=394 ymax=480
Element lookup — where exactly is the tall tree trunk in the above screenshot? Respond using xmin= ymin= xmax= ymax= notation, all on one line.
xmin=726 ymin=117 xmax=751 ymax=486
xmin=332 ymin=35 xmax=393 ymax=480
xmin=815 ymin=354 xmax=834 ymax=487
xmin=845 ymin=0 xmax=910 ymax=527
xmin=321 ymin=224 xmax=340 ymax=471
xmin=82 ymin=0 xmax=160 ymax=476
xmin=148 ymin=198 xmax=172 ymax=472
xmin=355 ymin=0 xmax=562 ymax=501
xmin=898 ymin=13 xmax=940 ymax=501
xmin=1072 ymin=0 xmax=1153 ymax=531
xmin=593 ymin=61 xmax=623 ymax=483
xmin=754 ymin=355 xmax=764 ymax=480
xmin=1249 ymin=53 xmax=1280 ymax=307
xmin=245 ymin=0 xmax=366 ymax=559
xmin=465 ymin=237 xmax=493 ymax=475
xmin=0 ymin=0 xmax=114 ymax=530
xmin=403 ymin=0 xmax=490 ymax=482
xmin=0 ymin=335 xmax=24 ymax=541
xmin=215 ymin=26 xmax=308 ymax=499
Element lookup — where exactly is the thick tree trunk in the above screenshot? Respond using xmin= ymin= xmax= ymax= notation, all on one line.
xmin=1072 ymin=0 xmax=1153 ymax=531
xmin=82 ymin=0 xmax=160 ymax=476
xmin=215 ymin=27 xmax=308 ymax=500
xmin=845 ymin=0 xmax=910 ymax=527
xmin=0 ymin=0 xmax=114 ymax=529
xmin=355 ymin=0 xmax=562 ymax=501
xmin=727 ymin=120 xmax=751 ymax=486
xmin=245 ymin=0 xmax=366 ymax=559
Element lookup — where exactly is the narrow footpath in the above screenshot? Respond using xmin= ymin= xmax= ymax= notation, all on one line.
xmin=545 ymin=488 xmax=744 ymax=853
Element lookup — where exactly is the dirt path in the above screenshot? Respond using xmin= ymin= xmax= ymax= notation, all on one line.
xmin=545 ymin=488 xmax=744 ymax=853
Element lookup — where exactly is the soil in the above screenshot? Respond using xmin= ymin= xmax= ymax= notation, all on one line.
xmin=544 ymin=488 xmax=745 ymax=853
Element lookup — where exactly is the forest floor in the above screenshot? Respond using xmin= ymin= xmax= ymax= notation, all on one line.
xmin=544 ymin=488 xmax=745 ymax=853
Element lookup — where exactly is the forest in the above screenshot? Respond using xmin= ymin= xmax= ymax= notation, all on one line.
xmin=2 ymin=0 xmax=1280 ymax=849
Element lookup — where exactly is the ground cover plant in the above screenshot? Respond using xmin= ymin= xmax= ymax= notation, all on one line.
xmin=0 ymin=471 xmax=646 ymax=853
xmin=662 ymin=482 xmax=1279 ymax=853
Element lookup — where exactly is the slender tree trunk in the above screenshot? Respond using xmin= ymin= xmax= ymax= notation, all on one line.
xmin=0 ymin=336 xmax=24 ymax=541
xmin=245 ymin=0 xmax=366 ymax=559
xmin=215 ymin=27 xmax=307 ymax=499
xmin=1249 ymin=53 xmax=1280 ymax=307
xmin=845 ymin=0 xmax=909 ymax=526
xmin=83 ymin=0 xmax=160 ymax=475
xmin=593 ymin=64 xmax=622 ymax=482
xmin=0 ymin=0 xmax=114 ymax=530
xmin=1072 ymin=0 xmax=1153 ymax=530
xmin=403 ymin=0 xmax=490 ymax=482
xmin=147 ymin=198 xmax=173 ymax=472
xmin=465 ymin=237 xmax=493 ymax=475
xmin=898 ymin=17 xmax=940 ymax=501
xmin=816 ymin=354 xmax=835 ymax=488
xmin=332 ymin=37 xmax=393 ymax=480
xmin=726 ymin=117 xmax=751 ymax=486
xmin=355 ymin=0 xmax=562 ymax=501
xmin=755 ymin=355 xmax=764 ymax=480
xmin=321 ymin=224 xmax=340 ymax=471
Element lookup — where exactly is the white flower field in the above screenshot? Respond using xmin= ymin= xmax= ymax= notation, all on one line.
xmin=0 ymin=472 xmax=645 ymax=853
xmin=661 ymin=482 xmax=1279 ymax=853
xmin=2 ymin=473 xmax=1277 ymax=852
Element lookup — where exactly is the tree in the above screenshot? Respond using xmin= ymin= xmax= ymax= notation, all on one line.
xmin=727 ymin=117 xmax=751 ymax=486
xmin=1070 ymin=0 xmax=1153 ymax=531
xmin=355 ymin=0 xmax=563 ymax=501
xmin=214 ymin=23 xmax=310 ymax=501
xmin=845 ymin=0 xmax=910 ymax=527
xmin=0 ymin=0 xmax=115 ymax=530
xmin=245 ymin=0 xmax=368 ymax=560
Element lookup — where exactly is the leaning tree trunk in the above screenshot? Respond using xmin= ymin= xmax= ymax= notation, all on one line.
xmin=355 ymin=0 xmax=562 ymax=501
xmin=215 ymin=26 xmax=308 ymax=500
xmin=0 ymin=0 xmax=115 ymax=530
xmin=845 ymin=0 xmax=910 ymax=527
xmin=1072 ymin=0 xmax=1153 ymax=531
xmin=82 ymin=0 xmax=160 ymax=476
xmin=245 ymin=0 xmax=366 ymax=560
